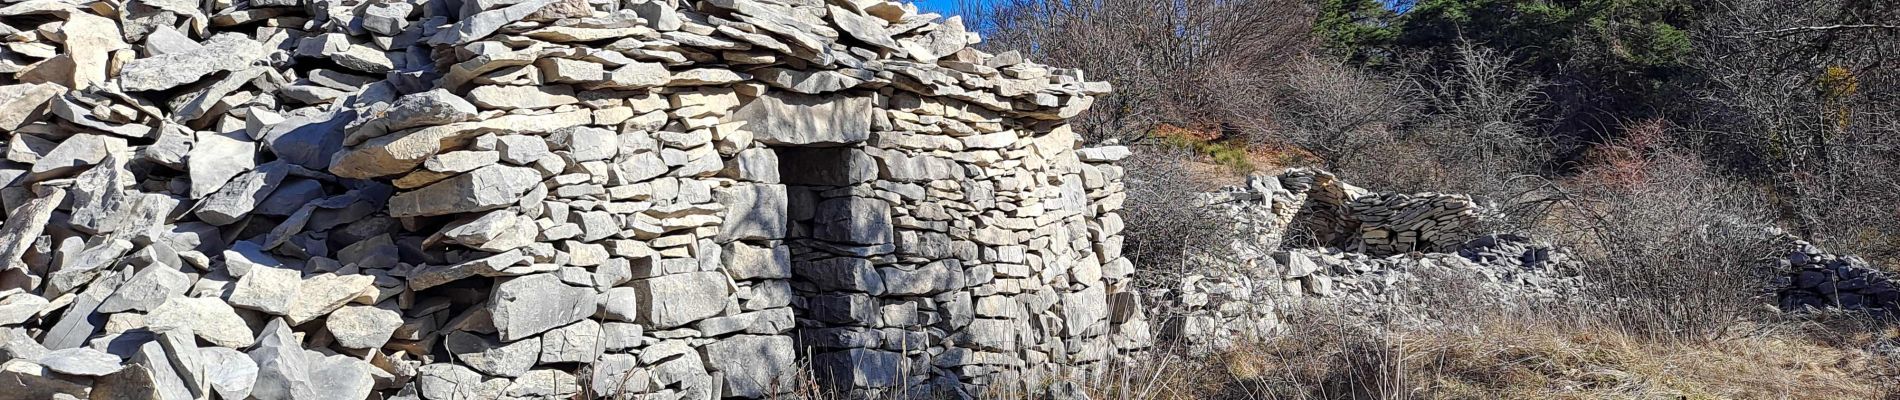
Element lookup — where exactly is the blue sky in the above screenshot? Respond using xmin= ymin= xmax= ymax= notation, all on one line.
xmin=913 ymin=0 xmax=971 ymax=15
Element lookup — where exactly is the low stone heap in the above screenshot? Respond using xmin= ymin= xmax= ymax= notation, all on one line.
xmin=0 ymin=0 xmax=1147 ymax=398
xmin=1152 ymin=170 xmax=1581 ymax=353
xmin=1232 ymin=169 xmax=1481 ymax=256
xmin=1773 ymin=241 xmax=1900 ymax=315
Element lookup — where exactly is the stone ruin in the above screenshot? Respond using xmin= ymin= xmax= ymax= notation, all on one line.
xmin=1774 ymin=240 xmax=1900 ymax=315
xmin=0 ymin=0 xmax=1151 ymax=398
xmin=1152 ymin=169 xmax=1581 ymax=353
xmin=1235 ymin=168 xmax=1483 ymax=256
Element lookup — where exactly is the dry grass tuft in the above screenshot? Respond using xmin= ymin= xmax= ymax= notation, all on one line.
xmin=1090 ymin=313 xmax=1900 ymax=400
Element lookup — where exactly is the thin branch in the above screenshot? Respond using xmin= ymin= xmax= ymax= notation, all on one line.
xmin=1740 ymin=24 xmax=1900 ymax=37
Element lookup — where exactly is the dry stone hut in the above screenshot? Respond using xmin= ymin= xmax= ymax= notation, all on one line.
xmin=0 ymin=0 xmax=1149 ymax=398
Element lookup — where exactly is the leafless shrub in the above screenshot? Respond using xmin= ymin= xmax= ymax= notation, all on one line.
xmin=1117 ymin=146 xmax=1228 ymax=290
xmin=1256 ymin=55 xmax=1412 ymax=168
xmin=961 ymin=0 xmax=1316 ymax=144
xmin=1686 ymin=0 xmax=1900 ymax=263
xmin=1543 ymin=121 xmax=1782 ymax=341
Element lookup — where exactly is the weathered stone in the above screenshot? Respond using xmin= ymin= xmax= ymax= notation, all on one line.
xmin=201 ymin=347 xmax=258 ymax=400
xmin=551 ymin=126 xmax=618 ymax=162
xmin=714 ymin=183 xmax=787 ymax=242
xmin=96 ymin=265 xmax=192 ymax=313
xmin=668 ymin=68 xmax=749 ymax=86
xmin=249 ymin=318 xmax=376 ymax=400
xmin=827 ymin=5 xmax=902 ymax=52
xmin=880 ymin=259 xmax=965 ymax=296
xmin=38 ymin=347 xmax=124 ymax=376
xmin=119 ymin=33 xmax=268 ymax=91
xmin=496 ymin=135 xmax=552 ymax=164
xmin=490 ymin=273 xmax=598 ymax=341
xmin=361 ymin=1 xmax=413 ymax=35
xmin=417 ymin=363 xmax=506 ymax=400
xmin=469 ymin=85 xmax=580 ymax=110
xmin=407 ymin=250 xmax=533 ymax=290
xmin=0 ymin=293 xmax=48 ymax=325
xmin=701 ymin=335 xmax=795 ymax=397
xmin=0 ymin=83 xmax=61 ymax=131
xmin=812 ymin=197 xmax=893 ymax=245
xmin=326 ymin=303 xmax=403 ymax=349
xmin=445 ymin=331 xmax=540 ymax=377
xmin=727 ymin=92 xmax=874 ymax=146
xmin=538 ymin=319 xmax=603 ymax=364
xmin=752 ymin=67 xmax=865 ymax=94
xmin=795 ymin=257 xmax=885 ymax=294
xmin=430 ymin=0 xmax=560 ymax=45
xmin=31 ymin=133 xmax=125 ymax=177
xmin=631 ymin=271 xmax=730 ymax=328
xmin=196 ymin=160 xmax=290 ymax=225
xmin=187 ymin=131 xmax=256 ymax=199
xmin=330 ymin=109 xmax=591 ymax=179
xmin=147 ymin=297 xmax=254 ymax=348
xmin=723 ymin=242 xmax=791 ymax=280
xmin=0 ymin=360 xmax=89 ymax=399
xmin=812 ymin=348 xmax=902 ymax=388
xmin=503 ymin=369 xmax=581 ymax=399
xmin=589 ymin=353 xmax=647 ymax=396
xmin=345 ymin=89 xmax=479 ymax=145
xmin=388 ymin=164 xmax=543 ymax=217
xmin=286 ymin=273 xmax=376 ymax=325
xmin=596 ymin=286 xmax=640 ymax=322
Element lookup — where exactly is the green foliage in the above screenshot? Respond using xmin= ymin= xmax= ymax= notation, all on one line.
xmin=1159 ymin=135 xmax=1257 ymax=173
xmin=1314 ymin=0 xmax=1401 ymax=64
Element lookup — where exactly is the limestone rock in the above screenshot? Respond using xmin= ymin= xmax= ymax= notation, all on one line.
xmin=0 ymin=360 xmax=89 ymax=399
xmin=727 ymin=92 xmax=874 ymax=146
xmin=326 ymin=303 xmax=403 ymax=349
xmin=147 ymin=297 xmax=254 ymax=348
xmin=489 ymin=273 xmax=598 ymax=341
xmin=37 ymin=347 xmax=124 ymax=376
xmin=631 ymin=271 xmax=730 ymax=328
xmin=538 ymin=319 xmax=603 ymax=364
xmin=445 ymin=331 xmax=540 ymax=377
xmin=119 ymin=33 xmax=268 ymax=91
xmin=417 ymin=363 xmax=507 ymax=400
xmin=701 ymin=335 xmax=795 ymax=397
xmin=388 ymin=165 xmax=543 ymax=217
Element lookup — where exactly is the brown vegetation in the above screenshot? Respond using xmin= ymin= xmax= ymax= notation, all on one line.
xmin=954 ymin=0 xmax=1900 ymax=397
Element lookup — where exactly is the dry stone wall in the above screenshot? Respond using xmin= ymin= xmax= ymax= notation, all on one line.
xmin=0 ymin=0 xmax=1148 ymax=398
xmin=1254 ymin=169 xmax=1482 ymax=255
xmin=1154 ymin=170 xmax=1581 ymax=353
xmin=1774 ymin=240 xmax=1900 ymax=315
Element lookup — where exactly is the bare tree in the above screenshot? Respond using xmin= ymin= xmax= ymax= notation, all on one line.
xmin=1261 ymin=55 xmax=1412 ymax=168
xmin=1686 ymin=0 xmax=1900 ymax=262
xmin=961 ymin=0 xmax=1317 ymax=144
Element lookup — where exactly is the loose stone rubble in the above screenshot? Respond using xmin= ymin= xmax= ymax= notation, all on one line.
xmin=0 ymin=0 xmax=1148 ymax=398
xmin=1238 ymin=168 xmax=1485 ymax=256
xmin=1150 ymin=170 xmax=1584 ymax=353
xmin=1773 ymin=241 xmax=1900 ymax=315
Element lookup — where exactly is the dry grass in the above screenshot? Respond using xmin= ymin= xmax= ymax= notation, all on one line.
xmin=1091 ymin=313 xmax=1900 ymax=400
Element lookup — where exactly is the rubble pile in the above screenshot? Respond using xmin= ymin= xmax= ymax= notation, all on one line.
xmin=1774 ymin=241 xmax=1900 ymax=315
xmin=0 ymin=0 xmax=1148 ymax=398
xmin=1150 ymin=170 xmax=1582 ymax=352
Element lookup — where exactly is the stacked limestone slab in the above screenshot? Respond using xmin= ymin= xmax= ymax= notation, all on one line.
xmin=1774 ymin=241 xmax=1900 ymax=315
xmin=1155 ymin=170 xmax=1580 ymax=353
xmin=0 ymin=0 xmax=1148 ymax=398
xmin=1245 ymin=169 xmax=1481 ymax=255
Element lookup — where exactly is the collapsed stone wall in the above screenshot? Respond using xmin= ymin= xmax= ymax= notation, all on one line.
xmin=1774 ymin=241 xmax=1900 ymax=315
xmin=1246 ymin=169 xmax=1481 ymax=256
xmin=0 ymin=0 xmax=1148 ymax=398
xmin=1154 ymin=170 xmax=1580 ymax=353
